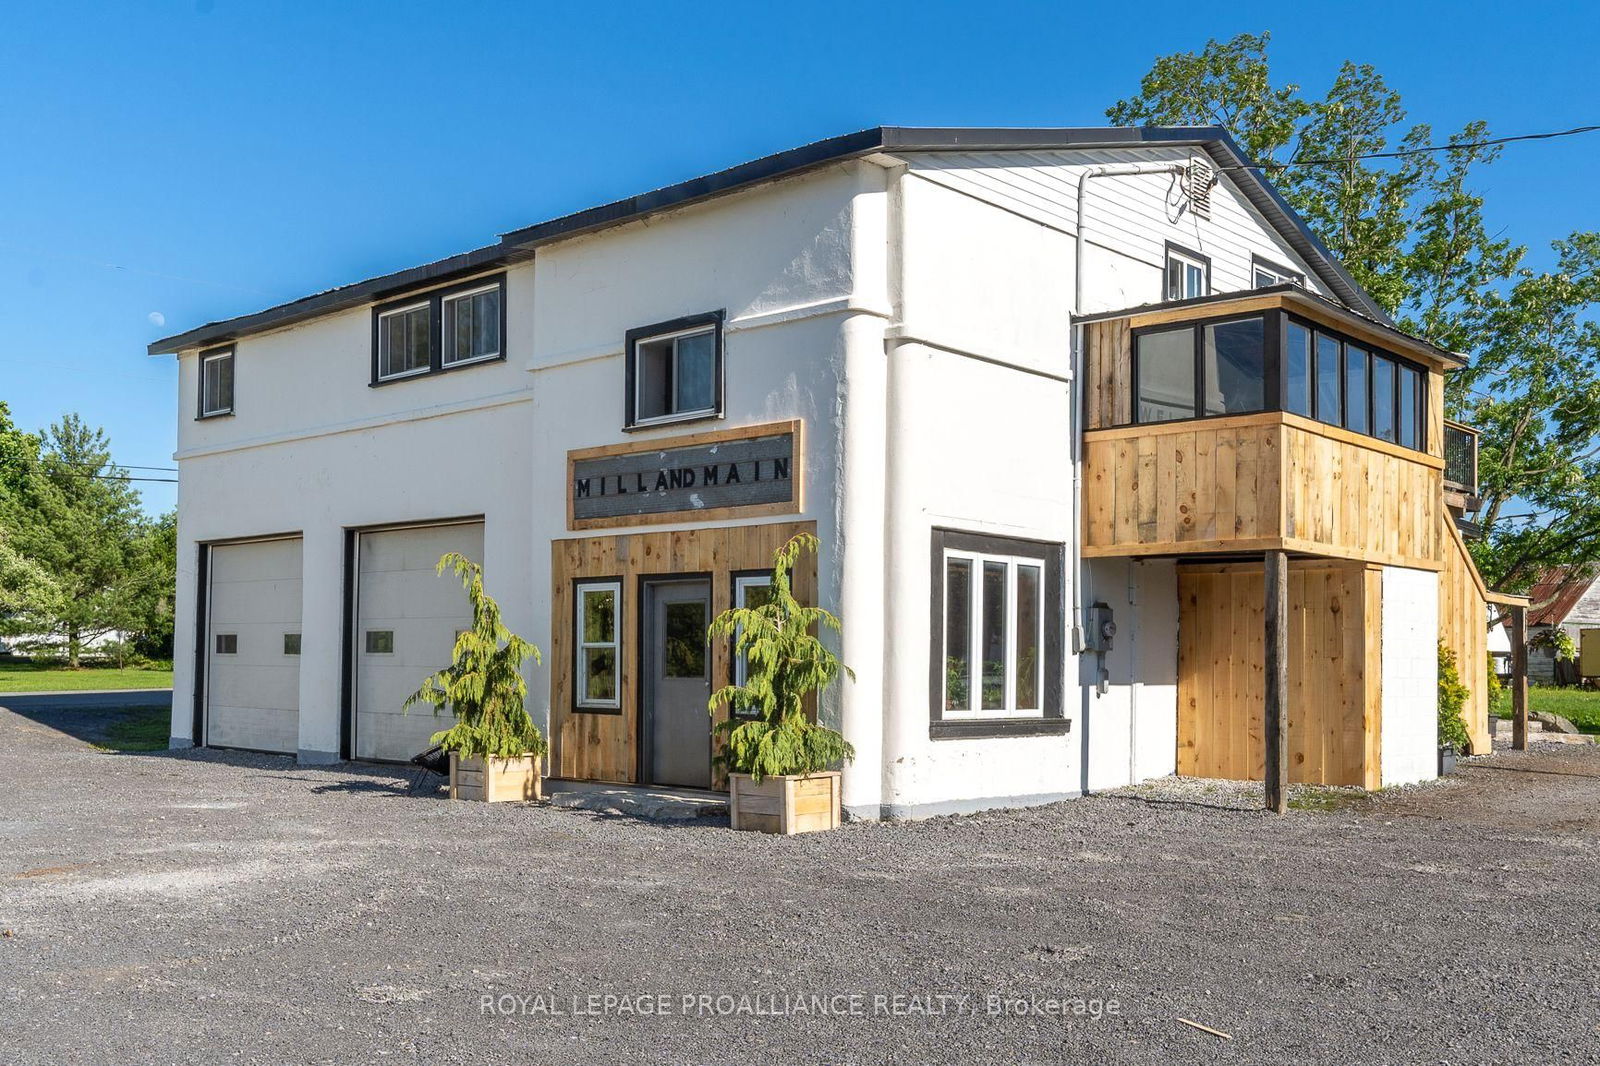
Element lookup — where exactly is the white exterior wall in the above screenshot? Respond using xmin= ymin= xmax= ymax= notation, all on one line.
xmin=169 ymin=140 xmax=1375 ymax=813
xmin=1381 ymin=566 xmax=1441 ymax=787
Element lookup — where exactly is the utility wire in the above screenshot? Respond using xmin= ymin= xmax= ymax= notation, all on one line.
xmin=58 ymin=472 xmax=178 ymax=484
xmin=1216 ymin=124 xmax=1600 ymax=172
xmin=54 ymin=460 xmax=177 ymax=473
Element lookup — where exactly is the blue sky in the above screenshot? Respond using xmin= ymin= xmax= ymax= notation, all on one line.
xmin=2 ymin=1 xmax=1596 ymax=516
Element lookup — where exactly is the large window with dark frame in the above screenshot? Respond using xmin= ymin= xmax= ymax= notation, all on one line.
xmin=1131 ymin=310 xmax=1428 ymax=452
xmin=370 ymin=274 xmax=506 ymax=385
xmin=930 ymin=529 xmax=1065 ymax=738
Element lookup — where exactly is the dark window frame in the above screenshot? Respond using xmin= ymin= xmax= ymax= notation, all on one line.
xmin=1130 ymin=311 xmax=1281 ymax=429
xmin=573 ymin=575 xmax=624 ymax=715
xmin=369 ymin=273 xmax=507 ymax=387
xmin=1251 ymin=254 xmax=1304 ymax=289
xmin=1126 ymin=310 xmax=1430 ymax=453
xmin=1163 ymin=242 xmax=1212 ymax=302
xmin=928 ymin=528 xmax=1068 ymax=740
xmin=197 ymin=345 xmax=235 ymax=419
xmin=623 ymin=309 xmax=726 ymax=430
xmin=214 ymin=632 xmax=238 ymax=655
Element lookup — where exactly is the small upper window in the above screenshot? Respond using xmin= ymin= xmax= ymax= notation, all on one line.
xmin=625 ymin=312 xmax=724 ymax=427
xmin=377 ymin=302 xmax=432 ymax=380
xmin=214 ymin=633 xmax=238 ymax=654
xmin=1164 ymin=246 xmax=1209 ymax=301
xmin=283 ymin=633 xmax=302 ymax=656
xmin=1252 ymin=256 xmax=1304 ymax=289
xmin=199 ymin=347 xmax=234 ymax=418
xmin=442 ymin=284 xmax=502 ymax=366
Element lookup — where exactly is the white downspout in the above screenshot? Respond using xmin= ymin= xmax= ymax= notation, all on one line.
xmin=1070 ymin=162 xmax=1187 ymax=792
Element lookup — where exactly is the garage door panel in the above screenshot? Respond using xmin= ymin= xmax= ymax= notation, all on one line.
xmin=354 ymin=522 xmax=482 ymax=762
xmin=207 ymin=539 xmax=303 ymax=755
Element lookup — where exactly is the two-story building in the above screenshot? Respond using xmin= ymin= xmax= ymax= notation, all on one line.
xmin=152 ymin=126 xmax=1508 ymax=818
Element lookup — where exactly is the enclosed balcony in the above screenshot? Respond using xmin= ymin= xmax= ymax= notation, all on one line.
xmin=1078 ymin=285 xmax=1463 ymax=571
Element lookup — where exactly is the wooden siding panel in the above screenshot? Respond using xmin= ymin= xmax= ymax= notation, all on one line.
xmin=1177 ymin=561 xmax=1375 ymax=787
xmin=549 ymin=520 xmax=816 ymax=787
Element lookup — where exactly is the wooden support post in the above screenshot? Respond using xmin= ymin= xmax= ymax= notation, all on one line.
xmin=1511 ymin=604 xmax=1529 ymax=751
xmin=1264 ymin=550 xmax=1289 ymax=813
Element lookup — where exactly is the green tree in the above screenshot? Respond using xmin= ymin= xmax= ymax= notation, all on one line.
xmin=706 ymin=532 xmax=854 ymax=781
xmin=404 ymin=553 xmax=546 ymax=760
xmin=1108 ymin=32 xmax=1597 ymax=592
xmin=0 ymin=414 xmax=161 ymax=665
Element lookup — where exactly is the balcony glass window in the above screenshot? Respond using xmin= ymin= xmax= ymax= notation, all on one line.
xmin=1203 ymin=318 xmax=1266 ymax=416
xmin=1344 ymin=345 xmax=1370 ymax=434
xmin=1372 ymin=355 xmax=1398 ymax=443
xmin=1398 ymin=365 xmax=1420 ymax=450
xmin=1315 ymin=332 xmax=1342 ymax=426
xmin=1285 ymin=321 xmax=1312 ymax=417
xmin=1135 ymin=326 xmax=1197 ymax=422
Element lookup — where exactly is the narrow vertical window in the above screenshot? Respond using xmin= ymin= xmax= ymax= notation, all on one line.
xmin=199 ymin=348 xmax=234 ymax=418
xmin=732 ymin=574 xmax=775 ymax=714
xmin=576 ymin=580 xmax=621 ymax=710
xmin=1014 ymin=564 xmax=1042 ymax=711
xmin=1344 ymin=345 xmax=1370 ymax=434
xmin=944 ymin=559 xmax=971 ymax=712
xmin=1315 ymin=332 xmax=1342 ymax=426
xmin=980 ymin=561 xmax=1008 ymax=711
xmin=1398 ymin=366 xmax=1420 ymax=450
xmin=1284 ymin=321 xmax=1312 ymax=417
xmin=1371 ymin=355 xmax=1398 ymax=443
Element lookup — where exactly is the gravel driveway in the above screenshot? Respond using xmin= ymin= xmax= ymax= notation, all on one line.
xmin=2 ymin=700 xmax=1597 ymax=1065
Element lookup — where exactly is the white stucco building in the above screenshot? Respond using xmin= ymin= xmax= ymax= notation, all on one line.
xmin=154 ymin=126 xmax=1497 ymax=818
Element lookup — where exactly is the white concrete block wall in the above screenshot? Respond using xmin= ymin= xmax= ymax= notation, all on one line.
xmin=1381 ymin=566 xmax=1441 ymax=787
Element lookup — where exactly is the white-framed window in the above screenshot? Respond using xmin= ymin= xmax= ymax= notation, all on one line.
xmin=1164 ymin=245 xmax=1210 ymax=301
xmin=941 ymin=547 xmax=1046 ymax=719
xmin=576 ymin=579 xmax=621 ymax=710
xmin=731 ymin=573 xmax=776 ymax=713
xmin=1252 ymin=255 xmax=1304 ymax=289
xmin=625 ymin=311 xmax=723 ymax=428
xmin=442 ymin=283 xmax=502 ymax=366
xmin=376 ymin=301 xmax=432 ymax=381
xmin=199 ymin=347 xmax=234 ymax=418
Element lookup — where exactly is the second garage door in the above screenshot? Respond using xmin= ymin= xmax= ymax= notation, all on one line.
xmin=354 ymin=521 xmax=484 ymax=762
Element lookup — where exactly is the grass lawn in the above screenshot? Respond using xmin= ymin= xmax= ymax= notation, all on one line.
xmin=0 ymin=661 xmax=174 ymax=693
xmin=93 ymin=708 xmax=173 ymax=752
xmin=1491 ymin=684 xmax=1600 ymax=733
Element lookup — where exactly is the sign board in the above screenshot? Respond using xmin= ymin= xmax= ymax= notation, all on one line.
xmin=568 ymin=421 xmax=801 ymax=529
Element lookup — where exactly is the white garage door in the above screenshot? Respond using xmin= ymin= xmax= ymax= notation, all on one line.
xmin=354 ymin=522 xmax=484 ymax=762
xmin=206 ymin=538 xmax=303 ymax=754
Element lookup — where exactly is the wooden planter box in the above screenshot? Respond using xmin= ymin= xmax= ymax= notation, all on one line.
xmin=449 ymin=753 xmax=543 ymax=803
xmin=729 ymin=771 xmax=841 ymax=835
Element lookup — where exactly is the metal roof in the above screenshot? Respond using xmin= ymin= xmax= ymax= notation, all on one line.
xmin=149 ymin=125 xmax=1391 ymax=356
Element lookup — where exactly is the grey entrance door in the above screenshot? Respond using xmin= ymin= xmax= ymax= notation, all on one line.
xmin=643 ymin=579 xmax=713 ymax=789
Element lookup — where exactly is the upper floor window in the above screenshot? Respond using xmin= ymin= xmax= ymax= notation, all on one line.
xmin=442 ymin=283 xmax=502 ymax=366
xmin=1252 ymin=255 xmax=1304 ymax=289
xmin=624 ymin=311 xmax=724 ymax=428
xmin=370 ymin=273 xmax=506 ymax=386
xmin=1164 ymin=245 xmax=1210 ymax=301
xmin=1131 ymin=310 xmax=1429 ymax=452
xmin=198 ymin=347 xmax=234 ymax=418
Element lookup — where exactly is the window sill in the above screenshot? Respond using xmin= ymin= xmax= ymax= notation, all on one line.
xmin=196 ymin=410 xmax=234 ymax=420
xmin=574 ymin=704 xmax=623 ymax=716
xmin=623 ymin=410 xmax=724 ymax=433
xmin=369 ymin=353 xmax=507 ymax=388
xmin=930 ymin=717 xmax=1071 ymax=740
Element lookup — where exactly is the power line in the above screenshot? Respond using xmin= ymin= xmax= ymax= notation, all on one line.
xmin=59 ymin=472 xmax=178 ymax=484
xmin=1217 ymin=124 xmax=1600 ymax=172
xmin=54 ymin=460 xmax=177 ymax=473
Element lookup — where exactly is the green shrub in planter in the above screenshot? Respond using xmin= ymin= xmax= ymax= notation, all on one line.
xmin=707 ymin=532 xmax=853 ymax=783
xmin=404 ymin=553 xmax=547 ymax=761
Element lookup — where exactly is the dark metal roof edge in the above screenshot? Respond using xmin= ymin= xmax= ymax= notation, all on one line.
xmin=1074 ymin=283 xmax=1466 ymax=367
xmin=150 ymin=124 xmax=1394 ymax=356
xmin=147 ymin=243 xmax=526 ymax=355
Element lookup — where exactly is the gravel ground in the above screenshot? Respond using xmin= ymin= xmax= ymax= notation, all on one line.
xmin=3 ymin=703 xmax=1599 ymax=1065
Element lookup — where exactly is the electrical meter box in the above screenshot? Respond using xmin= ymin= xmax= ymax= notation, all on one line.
xmin=1084 ymin=604 xmax=1116 ymax=652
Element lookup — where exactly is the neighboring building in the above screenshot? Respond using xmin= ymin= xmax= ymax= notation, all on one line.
xmin=1521 ymin=566 xmax=1600 ymax=683
xmin=152 ymin=126 xmax=1505 ymax=818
